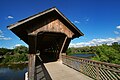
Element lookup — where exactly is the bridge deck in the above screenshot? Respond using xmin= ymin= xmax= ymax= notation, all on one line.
xmin=44 ymin=61 xmax=93 ymax=80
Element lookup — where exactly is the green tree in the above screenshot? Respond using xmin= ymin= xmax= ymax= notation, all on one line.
xmin=0 ymin=48 xmax=12 ymax=55
xmin=1 ymin=45 xmax=28 ymax=64
xmin=92 ymin=44 xmax=120 ymax=64
xmin=66 ymin=48 xmax=72 ymax=55
xmin=111 ymin=42 xmax=120 ymax=53
xmin=14 ymin=45 xmax=28 ymax=54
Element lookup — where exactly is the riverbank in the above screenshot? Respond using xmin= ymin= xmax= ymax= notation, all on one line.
xmin=0 ymin=61 xmax=28 ymax=66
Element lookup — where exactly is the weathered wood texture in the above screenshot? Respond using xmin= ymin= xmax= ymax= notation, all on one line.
xmin=28 ymin=54 xmax=52 ymax=80
xmin=59 ymin=36 xmax=67 ymax=60
xmin=28 ymin=35 xmax=37 ymax=54
xmin=29 ymin=19 xmax=74 ymax=38
xmin=28 ymin=54 xmax=36 ymax=80
xmin=35 ymin=55 xmax=52 ymax=80
xmin=28 ymin=35 xmax=37 ymax=80
xmin=62 ymin=55 xmax=120 ymax=80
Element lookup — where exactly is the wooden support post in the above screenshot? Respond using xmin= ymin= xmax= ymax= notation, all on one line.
xmin=28 ymin=54 xmax=36 ymax=80
xmin=59 ymin=36 xmax=67 ymax=61
xmin=28 ymin=35 xmax=37 ymax=80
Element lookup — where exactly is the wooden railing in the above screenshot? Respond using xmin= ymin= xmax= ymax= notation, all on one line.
xmin=62 ymin=55 xmax=120 ymax=80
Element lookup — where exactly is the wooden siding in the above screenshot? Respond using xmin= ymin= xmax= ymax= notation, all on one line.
xmin=29 ymin=19 xmax=74 ymax=38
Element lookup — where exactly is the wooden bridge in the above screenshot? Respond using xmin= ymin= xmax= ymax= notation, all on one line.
xmin=7 ymin=7 xmax=120 ymax=80
xmin=44 ymin=60 xmax=93 ymax=80
xmin=62 ymin=55 xmax=120 ymax=80
xmin=26 ymin=55 xmax=120 ymax=80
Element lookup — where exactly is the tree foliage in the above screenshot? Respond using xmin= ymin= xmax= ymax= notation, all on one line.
xmin=3 ymin=53 xmax=28 ymax=63
xmin=66 ymin=42 xmax=120 ymax=64
xmin=0 ymin=45 xmax=28 ymax=64
xmin=0 ymin=48 xmax=13 ymax=55
xmin=14 ymin=46 xmax=28 ymax=54
xmin=66 ymin=46 xmax=97 ymax=55
xmin=92 ymin=44 xmax=120 ymax=64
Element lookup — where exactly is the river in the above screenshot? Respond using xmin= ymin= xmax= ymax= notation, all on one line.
xmin=0 ymin=64 xmax=28 ymax=80
xmin=71 ymin=53 xmax=96 ymax=58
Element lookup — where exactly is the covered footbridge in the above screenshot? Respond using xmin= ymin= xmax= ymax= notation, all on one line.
xmin=7 ymin=7 xmax=83 ymax=80
xmin=7 ymin=7 xmax=120 ymax=80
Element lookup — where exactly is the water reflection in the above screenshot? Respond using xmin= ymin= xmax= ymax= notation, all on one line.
xmin=0 ymin=64 xmax=28 ymax=80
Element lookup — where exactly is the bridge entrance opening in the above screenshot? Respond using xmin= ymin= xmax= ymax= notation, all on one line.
xmin=37 ymin=32 xmax=66 ymax=63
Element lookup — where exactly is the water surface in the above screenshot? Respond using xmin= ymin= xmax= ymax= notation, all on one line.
xmin=71 ymin=53 xmax=96 ymax=58
xmin=0 ymin=64 xmax=28 ymax=80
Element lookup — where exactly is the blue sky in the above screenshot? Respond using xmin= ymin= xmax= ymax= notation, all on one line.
xmin=0 ymin=0 xmax=120 ymax=48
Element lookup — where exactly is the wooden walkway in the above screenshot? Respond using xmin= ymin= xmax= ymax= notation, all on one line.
xmin=44 ymin=61 xmax=93 ymax=80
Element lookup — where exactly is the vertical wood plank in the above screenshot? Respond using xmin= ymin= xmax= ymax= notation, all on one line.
xmin=28 ymin=54 xmax=36 ymax=80
xmin=96 ymin=64 xmax=99 ymax=80
xmin=28 ymin=35 xmax=37 ymax=54
xmin=59 ymin=36 xmax=67 ymax=61
xmin=28 ymin=35 xmax=37 ymax=80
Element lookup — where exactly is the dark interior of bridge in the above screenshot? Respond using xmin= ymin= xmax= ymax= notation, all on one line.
xmin=37 ymin=32 xmax=66 ymax=63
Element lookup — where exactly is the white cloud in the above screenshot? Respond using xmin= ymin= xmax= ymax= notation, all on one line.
xmin=7 ymin=16 xmax=14 ymax=19
xmin=0 ymin=30 xmax=12 ymax=40
xmin=10 ymin=44 xmax=27 ymax=49
xmin=114 ymin=31 xmax=119 ymax=34
xmin=74 ymin=20 xmax=80 ymax=24
xmin=0 ymin=35 xmax=4 ymax=38
xmin=116 ymin=25 xmax=120 ymax=29
xmin=15 ymin=44 xmax=22 ymax=47
xmin=69 ymin=37 xmax=120 ymax=48
xmin=0 ymin=37 xmax=12 ymax=40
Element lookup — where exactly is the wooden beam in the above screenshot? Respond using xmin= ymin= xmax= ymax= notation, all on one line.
xmin=28 ymin=54 xmax=36 ymax=80
xmin=59 ymin=36 xmax=67 ymax=60
xmin=62 ymin=38 xmax=71 ymax=53
xmin=28 ymin=35 xmax=37 ymax=80
xmin=28 ymin=34 xmax=37 ymax=53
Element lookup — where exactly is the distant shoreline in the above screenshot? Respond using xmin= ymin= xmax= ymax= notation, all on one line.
xmin=0 ymin=61 xmax=28 ymax=66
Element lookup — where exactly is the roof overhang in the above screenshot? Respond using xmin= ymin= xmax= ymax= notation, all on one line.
xmin=7 ymin=7 xmax=84 ymax=39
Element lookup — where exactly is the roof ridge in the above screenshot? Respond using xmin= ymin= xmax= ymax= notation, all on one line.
xmin=7 ymin=7 xmax=84 ymax=37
